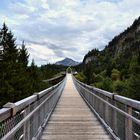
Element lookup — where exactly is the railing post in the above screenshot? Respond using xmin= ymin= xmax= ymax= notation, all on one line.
xmin=22 ymin=110 xmax=26 ymax=140
xmin=34 ymin=92 xmax=40 ymax=134
xmin=3 ymin=102 xmax=16 ymax=116
xmin=105 ymin=98 xmax=109 ymax=124
xmin=25 ymin=106 xmax=31 ymax=140
xmin=111 ymin=93 xmax=117 ymax=134
xmin=112 ymin=101 xmax=117 ymax=134
xmin=125 ymin=105 xmax=132 ymax=140
xmin=3 ymin=102 xmax=16 ymax=140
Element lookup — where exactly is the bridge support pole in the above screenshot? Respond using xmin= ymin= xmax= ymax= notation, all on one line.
xmin=112 ymin=101 xmax=117 ymax=134
xmin=24 ymin=106 xmax=31 ymax=140
xmin=125 ymin=105 xmax=132 ymax=140
xmin=22 ymin=109 xmax=27 ymax=140
xmin=105 ymin=98 xmax=109 ymax=125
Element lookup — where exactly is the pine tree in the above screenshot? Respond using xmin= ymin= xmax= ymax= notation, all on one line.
xmin=0 ymin=23 xmax=50 ymax=107
xmin=0 ymin=23 xmax=19 ymax=105
xmin=15 ymin=41 xmax=31 ymax=99
xmin=1 ymin=24 xmax=18 ymax=63
xmin=29 ymin=59 xmax=41 ymax=92
xmin=19 ymin=41 xmax=29 ymax=68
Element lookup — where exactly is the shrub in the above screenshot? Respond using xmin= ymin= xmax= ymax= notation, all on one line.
xmin=127 ymin=75 xmax=140 ymax=100
xmin=75 ymin=72 xmax=86 ymax=82
xmin=93 ymin=74 xmax=103 ymax=83
xmin=92 ymin=77 xmax=113 ymax=92
xmin=113 ymin=80 xmax=127 ymax=95
xmin=93 ymin=82 xmax=103 ymax=89
xmin=111 ymin=69 xmax=120 ymax=81
xmin=101 ymin=77 xmax=113 ymax=92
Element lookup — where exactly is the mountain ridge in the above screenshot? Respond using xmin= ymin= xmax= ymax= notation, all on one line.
xmin=83 ymin=16 xmax=140 ymax=64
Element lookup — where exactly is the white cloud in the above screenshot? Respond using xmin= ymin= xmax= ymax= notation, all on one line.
xmin=0 ymin=0 xmax=140 ymax=65
xmin=26 ymin=43 xmax=63 ymax=65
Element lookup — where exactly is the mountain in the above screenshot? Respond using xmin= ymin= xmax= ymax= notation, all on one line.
xmin=55 ymin=58 xmax=79 ymax=66
xmin=75 ymin=16 xmax=140 ymax=100
xmin=83 ymin=16 xmax=140 ymax=65
xmin=82 ymin=16 xmax=140 ymax=78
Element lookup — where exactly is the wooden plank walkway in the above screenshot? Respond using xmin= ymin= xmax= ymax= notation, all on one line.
xmin=41 ymin=74 xmax=111 ymax=140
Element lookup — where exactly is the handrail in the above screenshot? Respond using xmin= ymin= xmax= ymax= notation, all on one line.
xmin=0 ymin=76 xmax=66 ymax=139
xmin=1 ymin=83 xmax=63 ymax=140
xmin=0 ymin=108 xmax=11 ymax=122
xmin=114 ymin=95 xmax=140 ymax=110
xmin=76 ymin=80 xmax=140 ymax=125
xmin=0 ymin=79 xmax=63 ymax=122
xmin=73 ymin=76 xmax=140 ymax=140
xmin=43 ymin=74 xmax=65 ymax=82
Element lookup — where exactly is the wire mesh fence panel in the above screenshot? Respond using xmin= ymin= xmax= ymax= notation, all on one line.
xmin=132 ymin=110 xmax=140 ymax=140
xmin=0 ymin=111 xmax=24 ymax=139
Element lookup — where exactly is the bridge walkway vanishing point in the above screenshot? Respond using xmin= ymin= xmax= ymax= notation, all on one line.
xmin=41 ymin=74 xmax=111 ymax=140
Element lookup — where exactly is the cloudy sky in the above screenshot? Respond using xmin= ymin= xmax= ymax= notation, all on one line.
xmin=0 ymin=0 xmax=140 ymax=65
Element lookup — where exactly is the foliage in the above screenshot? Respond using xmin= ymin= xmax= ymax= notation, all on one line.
xmin=40 ymin=64 xmax=66 ymax=80
xmin=67 ymin=67 xmax=72 ymax=73
xmin=0 ymin=23 xmax=20 ymax=104
xmin=99 ymin=77 xmax=113 ymax=92
xmin=111 ymin=69 xmax=120 ymax=81
xmin=91 ymin=77 xmax=113 ymax=92
xmin=83 ymin=62 xmax=95 ymax=84
xmin=127 ymin=75 xmax=140 ymax=100
xmin=18 ymin=41 xmax=29 ymax=68
xmin=127 ymin=55 xmax=140 ymax=100
xmin=75 ymin=16 xmax=140 ymax=100
xmin=0 ymin=23 xmax=65 ymax=107
xmin=92 ymin=73 xmax=103 ymax=83
xmin=75 ymin=72 xmax=86 ymax=82
xmin=113 ymin=80 xmax=127 ymax=95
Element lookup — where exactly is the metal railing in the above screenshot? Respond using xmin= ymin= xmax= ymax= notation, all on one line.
xmin=43 ymin=74 xmax=65 ymax=85
xmin=73 ymin=76 xmax=140 ymax=140
xmin=0 ymin=77 xmax=66 ymax=140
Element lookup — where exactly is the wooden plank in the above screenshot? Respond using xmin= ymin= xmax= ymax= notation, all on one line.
xmin=41 ymin=74 xmax=111 ymax=140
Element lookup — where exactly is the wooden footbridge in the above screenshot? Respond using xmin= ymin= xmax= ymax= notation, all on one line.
xmin=41 ymin=74 xmax=110 ymax=140
xmin=0 ymin=74 xmax=140 ymax=140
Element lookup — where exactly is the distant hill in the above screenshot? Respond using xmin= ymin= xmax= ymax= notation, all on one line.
xmin=83 ymin=16 xmax=140 ymax=65
xmin=55 ymin=58 xmax=79 ymax=66
xmin=82 ymin=16 xmax=140 ymax=78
